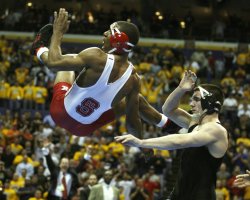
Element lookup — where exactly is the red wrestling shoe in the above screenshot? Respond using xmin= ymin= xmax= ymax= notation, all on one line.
xmin=31 ymin=24 xmax=53 ymax=55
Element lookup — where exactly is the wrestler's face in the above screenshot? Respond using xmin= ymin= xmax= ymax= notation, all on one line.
xmin=102 ymin=29 xmax=112 ymax=53
xmin=190 ymin=91 xmax=203 ymax=115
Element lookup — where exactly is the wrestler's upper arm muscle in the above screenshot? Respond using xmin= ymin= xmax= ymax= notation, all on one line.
xmin=164 ymin=108 xmax=192 ymax=129
xmin=48 ymin=47 xmax=103 ymax=71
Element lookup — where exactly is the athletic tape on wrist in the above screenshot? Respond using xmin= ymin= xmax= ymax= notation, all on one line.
xmin=37 ymin=47 xmax=49 ymax=63
xmin=156 ymin=114 xmax=168 ymax=127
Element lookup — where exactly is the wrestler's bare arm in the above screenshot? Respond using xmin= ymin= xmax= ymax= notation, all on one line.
xmin=40 ymin=8 xmax=105 ymax=71
xmin=162 ymin=70 xmax=196 ymax=129
xmin=115 ymin=122 xmax=227 ymax=153
xmin=125 ymin=75 xmax=142 ymax=138
xmin=42 ymin=47 xmax=104 ymax=71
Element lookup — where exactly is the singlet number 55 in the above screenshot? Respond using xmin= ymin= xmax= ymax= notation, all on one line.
xmin=76 ymin=98 xmax=100 ymax=117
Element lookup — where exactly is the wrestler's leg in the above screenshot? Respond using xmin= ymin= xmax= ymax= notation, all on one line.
xmin=40 ymin=53 xmax=75 ymax=85
xmin=53 ymin=71 xmax=75 ymax=85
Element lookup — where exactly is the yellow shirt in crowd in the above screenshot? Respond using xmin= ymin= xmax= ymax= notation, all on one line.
xmin=8 ymin=85 xmax=23 ymax=100
xmin=0 ymin=81 xmax=10 ymax=99
xmin=15 ymin=67 xmax=29 ymax=85
xmin=33 ymin=86 xmax=48 ymax=104
xmin=23 ymin=84 xmax=35 ymax=100
xmin=4 ymin=188 xmax=19 ymax=200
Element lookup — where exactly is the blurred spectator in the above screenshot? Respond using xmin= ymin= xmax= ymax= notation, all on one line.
xmin=237 ymin=98 xmax=250 ymax=118
xmin=231 ymin=143 xmax=248 ymax=172
xmin=117 ymin=172 xmax=135 ymax=200
xmin=8 ymin=82 xmax=23 ymax=111
xmin=23 ymin=81 xmax=35 ymax=110
xmin=150 ymin=149 xmax=166 ymax=190
xmin=10 ymin=137 xmax=23 ymax=155
xmin=142 ymin=166 xmax=160 ymax=200
xmin=130 ymin=178 xmax=149 ymax=200
xmin=15 ymin=67 xmax=29 ymax=86
xmin=10 ymin=173 xmax=24 ymax=190
xmin=214 ymin=57 xmax=225 ymax=79
xmin=3 ymin=179 xmax=18 ymax=200
xmin=215 ymin=179 xmax=230 ymax=200
xmin=0 ymin=79 xmax=10 ymax=108
xmin=0 ymin=161 xmax=7 ymax=184
xmin=78 ymin=173 xmax=98 ymax=200
xmin=157 ymin=64 xmax=172 ymax=93
xmin=36 ymin=165 xmax=48 ymax=191
xmin=15 ymin=155 xmax=34 ymax=179
xmin=223 ymin=92 xmax=238 ymax=126
xmin=217 ymin=163 xmax=231 ymax=180
xmin=88 ymin=169 xmax=120 ymax=200
xmin=28 ymin=188 xmax=45 ymax=200
xmin=17 ymin=179 xmax=36 ymax=200
xmin=42 ymin=144 xmax=79 ymax=200
xmin=1 ymin=145 xmax=15 ymax=170
xmin=33 ymin=82 xmax=48 ymax=112
xmin=221 ymin=70 xmax=236 ymax=87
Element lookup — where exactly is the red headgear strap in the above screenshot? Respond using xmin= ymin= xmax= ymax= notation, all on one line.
xmin=109 ymin=22 xmax=134 ymax=54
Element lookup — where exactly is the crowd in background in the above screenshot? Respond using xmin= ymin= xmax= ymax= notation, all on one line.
xmin=1 ymin=3 xmax=250 ymax=42
xmin=1 ymin=29 xmax=250 ymax=200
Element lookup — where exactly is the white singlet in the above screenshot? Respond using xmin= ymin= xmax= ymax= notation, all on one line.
xmin=64 ymin=54 xmax=133 ymax=124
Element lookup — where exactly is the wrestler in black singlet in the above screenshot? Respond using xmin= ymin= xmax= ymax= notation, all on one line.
xmin=170 ymin=123 xmax=226 ymax=200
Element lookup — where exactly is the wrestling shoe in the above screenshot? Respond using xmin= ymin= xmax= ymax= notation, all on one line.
xmin=31 ymin=24 xmax=53 ymax=55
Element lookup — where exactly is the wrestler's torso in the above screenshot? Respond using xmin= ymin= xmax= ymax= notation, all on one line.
xmin=171 ymin=124 xmax=224 ymax=200
xmin=64 ymin=54 xmax=134 ymax=124
xmin=76 ymin=53 xmax=135 ymax=106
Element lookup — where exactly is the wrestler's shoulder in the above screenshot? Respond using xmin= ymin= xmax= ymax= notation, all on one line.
xmin=80 ymin=47 xmax=105 ymax=55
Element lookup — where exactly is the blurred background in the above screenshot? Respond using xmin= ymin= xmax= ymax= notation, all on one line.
xmin=0 ymin=0 xmax=250 ymax=200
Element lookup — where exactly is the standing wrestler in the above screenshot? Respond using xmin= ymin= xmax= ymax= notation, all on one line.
xmin=31 ymin=8 xmax=169 ymax=139
xmin=115 ymin=70 xmax=228 ymax=199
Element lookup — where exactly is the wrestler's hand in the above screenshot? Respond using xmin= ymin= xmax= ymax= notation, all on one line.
xmin=114 ymin=134 xmax=142 ymax=147
xmin=53 ymin=8 xmax=70 ymax=35
xmin=233 ymin=170 xmax=250 ymax=188
xmin=179 ymin=70 xmax=197 ymax=91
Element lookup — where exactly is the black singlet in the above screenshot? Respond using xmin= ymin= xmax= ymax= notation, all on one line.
xmin=170 ymin=123 xmax=225 ymax=200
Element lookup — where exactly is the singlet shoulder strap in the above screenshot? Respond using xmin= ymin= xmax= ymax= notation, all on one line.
xmin=95 ymin=54 xmax=115 ymax=85
xmin=188 ymin=124 xmax=198 ymax=133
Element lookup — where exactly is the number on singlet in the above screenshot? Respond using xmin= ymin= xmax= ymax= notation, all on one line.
xmin=76 ymin=97 xmax=100 ymax=117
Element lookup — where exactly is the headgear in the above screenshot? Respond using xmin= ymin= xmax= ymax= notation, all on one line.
xmin=108 ymin=22 xmax=134 ymax=54
xmin=198 ymin=86 xmax=222 ymax=114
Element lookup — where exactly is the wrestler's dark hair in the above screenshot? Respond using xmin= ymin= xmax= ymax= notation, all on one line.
xmin=116 ymin=21 xmax=140 ymax=46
